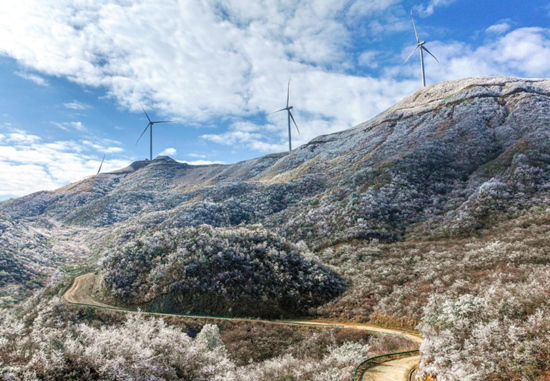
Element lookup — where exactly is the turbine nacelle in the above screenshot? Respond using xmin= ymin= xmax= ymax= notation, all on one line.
xmin=418 ymin=41 xmax=426 ymax=46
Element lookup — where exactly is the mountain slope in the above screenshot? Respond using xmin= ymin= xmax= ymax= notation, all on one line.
xmin=5 ymin=78 xmax=550 ymax=228
xmin=2 ymin=76 xmax=550 ymax=306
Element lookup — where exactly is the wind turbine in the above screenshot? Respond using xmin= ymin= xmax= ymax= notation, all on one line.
xmin=136 ymin=104 xmax=172 ymax=160
xmin=97 ymin=154 xmax=105 ymax=175
xmin=271 ymin=79 xmax=300 ymax=152
xmin=404 ymin=10 xmax=439 ymax=87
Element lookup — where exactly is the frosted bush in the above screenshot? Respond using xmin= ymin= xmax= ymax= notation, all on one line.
xmin=0 ymin=300 xmax=235 ymax=380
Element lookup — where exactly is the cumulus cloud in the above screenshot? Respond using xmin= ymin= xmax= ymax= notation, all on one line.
xmin=159 ymin=147 xmax=177 ymax=156
xmin=82 ymin=140 xmax=124 ymax=154
xmin=0 ymin=129 xmax=128 ymax=198
xmin=4 ymin=130 xmax=42 ymax=144
xmin=201 ymin=120 xmax=290 ymax=152
xmin=0 ymin=0 xmax=418 ymax=152
xmin=400 ymin=27 xmax=550 ymax=84
xmin=1 ymin=0 xmax=550 ymax=160
xmin=416 ymin=0 xmax=457 ymax=17
xmin=14 ymin=71 xmax=48 ymax=86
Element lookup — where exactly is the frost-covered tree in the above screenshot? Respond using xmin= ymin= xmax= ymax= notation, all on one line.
xmin=100 ymin=225 xmax=345 ymax=318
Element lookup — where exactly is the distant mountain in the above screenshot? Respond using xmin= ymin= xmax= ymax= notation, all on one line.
xmin=2 ymin=76 xmax=550 ymax=308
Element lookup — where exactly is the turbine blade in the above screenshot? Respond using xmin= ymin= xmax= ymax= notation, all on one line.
xmin=422 ymin=46 xmax=439 ymax=63
xmin=140 ymin=103 xmax=152 ymax=123
xmin=152 ymin=121 xmax=172 ymax=124
xmin=287 ymin=79 xmax=290 ymax=108
xmin=136 ymin=123 xmax=150 ymax=145
xmin=269 ymin=108 xmax=287 ymax=115
xmin=289 ymin=111 xmax=300 ymax=135
xmin=97 ymin=154 xmax=105 ymax=175
xmin=411 ymin=10 xmax=419 ymax=44
xmin=403 ymin=46 xmax=419 ymax=64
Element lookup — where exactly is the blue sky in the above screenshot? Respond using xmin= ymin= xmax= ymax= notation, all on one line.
xmin=1 ymin=0 xmax=550 ymax=199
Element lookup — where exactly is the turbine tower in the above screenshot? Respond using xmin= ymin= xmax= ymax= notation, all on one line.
xmin=97 ymin=154 xmax=105 ymax=175
xmin=136 ymin=104 xmax=172 ymax=160
xmin=404 ymin=10 xmax=439 ymax=87
xmin=271 ymin=79 xmax=300 ymax=151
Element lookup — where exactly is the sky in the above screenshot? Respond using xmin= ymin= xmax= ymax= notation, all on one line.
xmin=1 ymin=0 xmax=550 ymax=199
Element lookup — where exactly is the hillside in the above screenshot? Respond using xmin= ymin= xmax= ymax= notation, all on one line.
xmin=2 ymin=76 xmax=550 ymax=302
xmin=97 ymin=225 xmax=346 ymax=318
xmin=4 ymin=77 xmax=550 ymax=239
xmin=2 ymin=76 xmax=550 ymax=379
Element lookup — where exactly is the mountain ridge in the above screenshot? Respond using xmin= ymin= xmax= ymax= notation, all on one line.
xmin=2 ymin=76 xmax=550 ymax=307
xmin=7 ymin=76 xmax=550 ymax=206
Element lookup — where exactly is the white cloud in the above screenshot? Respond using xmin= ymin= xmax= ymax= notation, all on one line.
xmin=82 ymin=140 xmax=124 ymax=154
xmin=63 ymin=100 xmax=92 ymax=110
xmin=14 ymin=71 xmax=48 ymax=86
xmin=346 ymin=0 xmax=401 ymax=17
xmin=1 ymin=0 xmax=550 ymax=162
xmin=486 ymin=22 xmax=511 ymax=35
xmin=0 ymin=162 xmax=59 ymax=197
xmin=0 ymin=129 xmax=129 ymax=198
xmin=201 ymin=120 xmax=292 ymax=152
xmin=0 ymin=0 xmax=415 ymax=146
xmin=187 ymin=153 xmax=206 ymax=159
xmin=416 ymin=0 xmax=457 ymax=17
xmin=159 ymin=147 xmax=177 ymax=156
xmin=202 ymin=131 xmax=260 ymax=147
xmin=52 ymin=121 xmax=88 ymax=132
xmin=5 ymin=130 xmax=41 ymax=144
xmin=358 ymin=50 xmax=380 ymax=68
xmin=401 ymin=27 xmax=550 ymax=85
xmin=177 ymin=159 xmax=225 ymax=166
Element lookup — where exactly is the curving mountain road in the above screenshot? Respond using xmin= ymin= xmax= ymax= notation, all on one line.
xmin=361 ymin=356 xmax=420 ymax=381
xmin=64 ymin=273 xmax=421 ymax=379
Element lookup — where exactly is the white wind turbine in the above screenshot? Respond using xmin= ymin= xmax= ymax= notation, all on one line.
xmin=404 ymin=10 xmax=439 ymax=87
xmin=136 ymin=104 xmax=172 ymax=160
xmin=271 ymin=79 xmax=300 ymax=152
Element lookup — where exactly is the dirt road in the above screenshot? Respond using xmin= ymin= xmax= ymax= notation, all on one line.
xmin=64 ymin=273 xmax=422 ymax=380
xmin=63 ymin=272 xmax=112 ymax=307
xmin=362 ymin=356 xmax=420 ymax=381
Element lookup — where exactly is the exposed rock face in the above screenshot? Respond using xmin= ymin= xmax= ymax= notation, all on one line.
xmin=2 ymin=76 xmax=550 ymax=306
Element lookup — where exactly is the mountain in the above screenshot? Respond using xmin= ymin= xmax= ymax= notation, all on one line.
xmin=3 ymin=76 xmax=550 ymax=379
xmin=2 ymin=76 xmax=550 ymax=308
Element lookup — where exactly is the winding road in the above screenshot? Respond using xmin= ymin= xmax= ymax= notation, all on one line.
xmin=64 ymin=273 xmax=421 ymax=380
xmin=362 ymin=356 xmax=420 ymax=381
